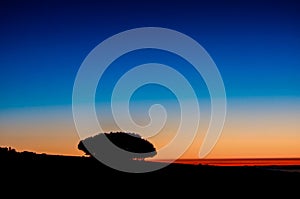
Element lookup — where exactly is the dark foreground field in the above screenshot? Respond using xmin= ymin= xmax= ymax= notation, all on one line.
xmin=1 ymin=150 xmax=300 ymax=196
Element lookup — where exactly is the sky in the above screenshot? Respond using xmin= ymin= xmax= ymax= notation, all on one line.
xmin=0 ymin=0 xmax=300 ymax=159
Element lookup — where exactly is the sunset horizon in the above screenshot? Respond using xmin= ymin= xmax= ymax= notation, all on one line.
xmin=1 ymin=0 xmax=300 ymax=171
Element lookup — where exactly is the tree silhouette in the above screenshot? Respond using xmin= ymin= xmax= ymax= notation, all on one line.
xmin=78 ymin=132 xmax=157 ymax=161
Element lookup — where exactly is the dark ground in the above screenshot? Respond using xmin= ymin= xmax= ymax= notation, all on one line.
xmin=1 ymin=150 xmax=299 ymax=197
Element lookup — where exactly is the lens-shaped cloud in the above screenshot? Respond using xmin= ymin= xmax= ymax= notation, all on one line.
xmin=72 ymin=27 xmax=226 ymax=173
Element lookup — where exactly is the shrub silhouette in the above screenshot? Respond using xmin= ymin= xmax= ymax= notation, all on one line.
xmin=78 ymin=132 xmax=157 ymax=161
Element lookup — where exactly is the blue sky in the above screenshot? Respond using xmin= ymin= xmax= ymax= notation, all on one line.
xmin=0 ymin=0 xmax=299 ymax=110
xmin=0 ymin=0 xmax=300 ymax=157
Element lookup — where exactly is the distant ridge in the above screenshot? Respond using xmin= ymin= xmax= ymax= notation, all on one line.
xmin=154 ymin=158 xmax=300 ymax=166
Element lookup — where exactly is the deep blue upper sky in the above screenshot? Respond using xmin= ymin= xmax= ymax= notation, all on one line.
xmin=0 ymin=0 xmax=299 ymax=109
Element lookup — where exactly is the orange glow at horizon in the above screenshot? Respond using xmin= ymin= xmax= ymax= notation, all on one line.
xmin=0 ymin=100 xmax=300 ymax=159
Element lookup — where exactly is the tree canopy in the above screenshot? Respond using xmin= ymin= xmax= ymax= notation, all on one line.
xmin=78 ymin=132 xmax=157 ymax=161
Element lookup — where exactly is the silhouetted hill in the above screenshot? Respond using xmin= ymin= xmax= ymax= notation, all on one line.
xmin=1 ymin=146 xmax=299 ymax=196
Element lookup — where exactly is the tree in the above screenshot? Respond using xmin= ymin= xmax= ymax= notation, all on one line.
xmin=78 ymin=132 xmax=157 ymax=161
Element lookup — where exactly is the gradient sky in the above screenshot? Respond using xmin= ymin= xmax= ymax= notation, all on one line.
xmin=0 ymin=0 xmax=299 ymax=159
